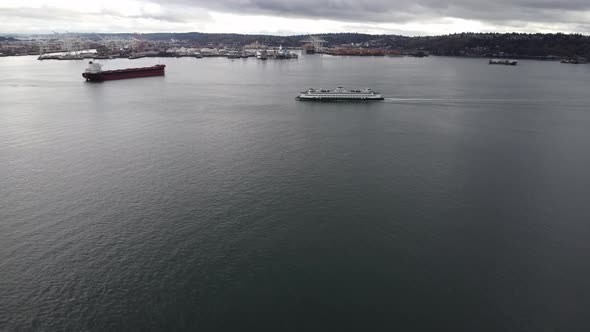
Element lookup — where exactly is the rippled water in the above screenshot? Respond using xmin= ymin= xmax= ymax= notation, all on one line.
xmin=1 ymin=55 xmax=590 ymax=331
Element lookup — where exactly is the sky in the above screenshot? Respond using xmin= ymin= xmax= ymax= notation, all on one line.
xmin=1 ymin=0 xmax=589 ymax=35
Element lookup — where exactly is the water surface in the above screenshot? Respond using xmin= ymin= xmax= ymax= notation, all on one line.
xmin=1 ymin=55 xmax=590 ymax=331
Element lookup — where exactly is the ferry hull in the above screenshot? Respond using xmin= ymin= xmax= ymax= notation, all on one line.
xmin=82 ymin=65 xmax=165 ymax=82
xmin=296 ymin=96 xmax=384 ymax=101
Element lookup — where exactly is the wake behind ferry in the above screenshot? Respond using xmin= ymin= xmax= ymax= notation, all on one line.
xmin=296 ymin=87 xmax=384 ymax=101
xmin=82 ymin=61 xmax=165 ymax=82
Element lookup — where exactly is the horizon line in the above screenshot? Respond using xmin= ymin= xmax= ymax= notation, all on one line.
xmin=2 ymin=31 xmax=590 ymax=38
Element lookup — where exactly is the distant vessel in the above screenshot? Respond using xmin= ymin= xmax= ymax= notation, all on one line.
xmin=489 ymin=59 xmax=518 ymax=65
xmin=61 ymin=54 xmax=85 ymax=60
xmin=303 ymin=44 xmax=316 ymax=54
xmin=256 ymin=50 xmax=268 ymax=60
xmin=38 ymin=53 xmax=84 ymax=60
xmin=561 ymin=57 xmax=587 ymax=64
xmin=93 ymin=54 xmax=114 ymax=60
xmin=38 ymin=54 xmax=62 ymax=60
xmin=82 ymin=61 xmax=165 ymax=82
xmin=227 ymin=50 xmax=241 ymax=59
xmin=129 ymin=51 xmax=159 ymax=59
xmin=296 ymin=87 xmax=384 ymax=101
xmin=275 ymin=45 xmax=298 ymax=59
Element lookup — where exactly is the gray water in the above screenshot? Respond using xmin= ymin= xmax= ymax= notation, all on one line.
xmin=1 ymin=55 xmax=590 ymax=331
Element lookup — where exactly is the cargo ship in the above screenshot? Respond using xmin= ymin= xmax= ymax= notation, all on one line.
xmin=303 ymin=44 xmax=316 ymax=54
xmin=296 ymin=87 xmax=384 ymax=101
xmin=82 ymin=61 xmax=165 ymax=82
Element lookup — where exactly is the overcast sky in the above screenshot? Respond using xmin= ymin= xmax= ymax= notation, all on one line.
xmin=1 ymin=0 xmax=589 ymax=35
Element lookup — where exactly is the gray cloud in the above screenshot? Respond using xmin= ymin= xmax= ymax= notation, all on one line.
xmin=0 ymin=5 xmax=212 ymax=34
xmin=0 ymin=7 xmax=204 ymax=24
xmin=163 ymin=0 xmax=590 ymax=27
xmin=1 ymin=0 xmax=589 ymax=34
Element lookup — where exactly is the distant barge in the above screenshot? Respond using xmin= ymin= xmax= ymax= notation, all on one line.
xmin=489 ymin=59 xmax=518 ymax=66
xmin=82 ymin=61 xmax=165 ymax=82
xmin=296 ymin=87 xmax=384 ymax=101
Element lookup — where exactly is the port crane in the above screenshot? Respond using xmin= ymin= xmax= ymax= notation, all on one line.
xmin=300 ymin=35 xmax=327 ymax=53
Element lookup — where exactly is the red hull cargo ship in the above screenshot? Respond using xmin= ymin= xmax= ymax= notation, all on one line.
xmin=82 ymin=61 xmax=165 ymax=82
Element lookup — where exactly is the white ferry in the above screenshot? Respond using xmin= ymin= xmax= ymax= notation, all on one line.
xmin=296 ymin=87 xmax=384 ymax=101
